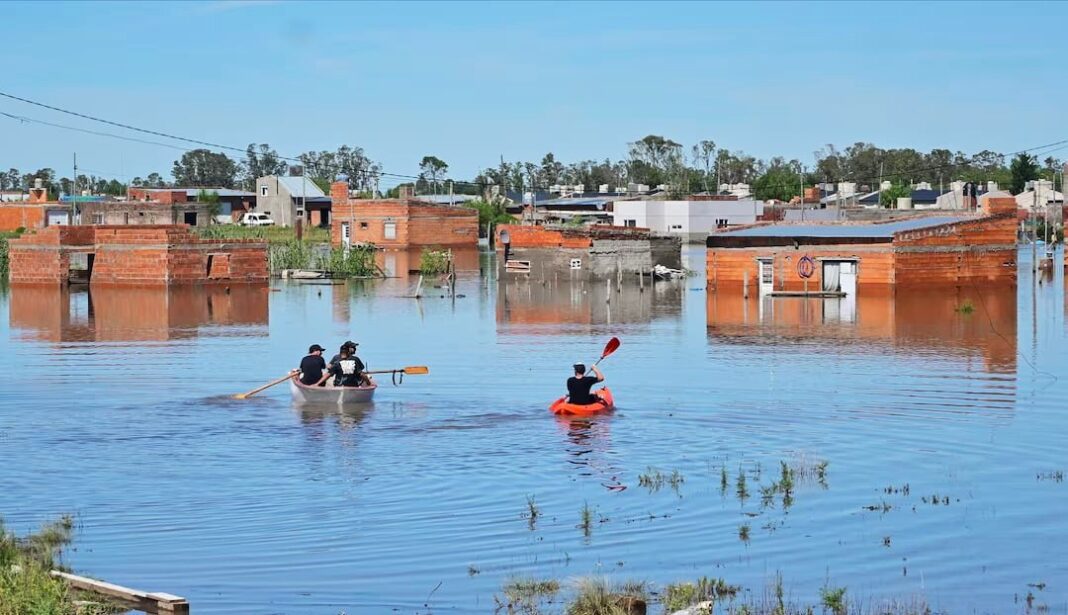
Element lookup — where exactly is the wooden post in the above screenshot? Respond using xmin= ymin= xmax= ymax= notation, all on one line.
xmin=743 ymin=270 xmax=749 ymax=299
xmin=50 ymin=570 xmax=189 ymax=615
xmin=606 ymin=277 xmax=611 ymax=303
xmin=639 ymin=266 xmax=644 ymax=292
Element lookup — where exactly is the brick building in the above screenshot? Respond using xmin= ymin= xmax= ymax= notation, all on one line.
xmin=0 ymin=182 xmax=71 ymax=231
xmin=705 ymin=197 xmax=1018 ymax=296
xmin=127 ymin=187 xmax=256 ymax=223
xmin=329 ymin=181 xmax=479 ymax=249
xmin=7 ymin=225 xmax=267 ymax=286
xmin=81 ymin=201 xmax=212 ymax=227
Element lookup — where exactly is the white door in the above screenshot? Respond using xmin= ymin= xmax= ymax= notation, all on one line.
xmin=839 ymin=261 xmax=857 ymax=297
xmin=758 ymin=259 xmax=774 ymax=296
xmin=384 ymin=221 xmax=397 ymax=240
xmin=48 ymin=211 xmax=69 ymax=226
xmin=341 ymin=222 xmax=351 ymax=248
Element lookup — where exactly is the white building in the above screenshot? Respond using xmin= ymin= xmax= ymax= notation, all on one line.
xmin=612 ymin=200 xmax=764 ymax=242
xmin=936 ymin=181 xmax=1005 ymax=209
xmin=1015 ymin=180 xmax=1064 ymax=212
xmin=717 ymin=183 xmax=752 ymax=199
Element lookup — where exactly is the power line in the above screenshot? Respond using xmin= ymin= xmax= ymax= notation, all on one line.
xmin=2 ymin=88 xmax=1066 ymax=196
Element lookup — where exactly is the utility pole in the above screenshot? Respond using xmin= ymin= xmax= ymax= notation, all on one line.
xmin=72 ymin=153 xmax=78 ymax=224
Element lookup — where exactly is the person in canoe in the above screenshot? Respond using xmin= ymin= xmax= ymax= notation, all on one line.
xmin=328 ymin=340 xmax=358 ymax=370
xmin=329 ymin=344 xmax=365 ymax=388
xmin=566 ymin=362 xmax=604 ymax=405
xmin=297 ymin=344 xmax=329 ymax=386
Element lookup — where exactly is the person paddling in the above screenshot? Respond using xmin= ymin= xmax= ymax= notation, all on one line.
xmin=328 ymin=340 xmax=358 ymax=371
xmin=566 ymin=363 xmax=604 ymax=405
xmin=297 ymin=344 xmax=329 ymax=386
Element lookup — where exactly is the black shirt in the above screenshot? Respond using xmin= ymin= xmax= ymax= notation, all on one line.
xmin=329 ymin=356 xmax=365 ymax=387
xmin=567 ymin=375 xmax=601 ymax=405
xmin=299 ymin=354 xmax=327 ymax=385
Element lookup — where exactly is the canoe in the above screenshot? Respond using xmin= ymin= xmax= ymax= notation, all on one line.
xmin=549 ymin=387 xmax=614 ymax=416
xmin=290 ymin=376 xmax=376 ymax=404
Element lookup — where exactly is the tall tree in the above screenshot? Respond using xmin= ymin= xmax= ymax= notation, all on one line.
xmin=243 ymin=143 xmax=287 ymax=190
xmin=145 ymin=172 xmax=167 ymax=188
xmin=1009 ymin=153 xmax=1040 ymax=194
xmin=627 ymin=135 xmax=683 ymax=186
xmin=418 ymin=156 xmax=448 ymax=193
xmin=539 ymin=153 xmax=564 ymax=186
xmin=171 ymin=149 xmax=239 ymax=188
xmin=691 ymin=140 xmax=716 ymax=192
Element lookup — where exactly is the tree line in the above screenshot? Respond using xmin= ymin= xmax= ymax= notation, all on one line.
xmin=3 ymin=136 xmax=1062 ymax=201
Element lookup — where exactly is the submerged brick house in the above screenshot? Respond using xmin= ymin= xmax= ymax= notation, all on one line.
xmin=705 ymin=197 xmax=1018 ymax=297
xmin=7 ymin=225 xmax=267 ymax=286
xmin=329 ymin=182 xmax=479 ymax=249
xmin=494 ymin=224 xmax=683 ymax=279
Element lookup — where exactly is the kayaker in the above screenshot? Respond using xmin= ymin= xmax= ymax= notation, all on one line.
xmin=329 ymin=346 xmax=363 ymax=388
xmin=566 ymin=363 xmax=604 ymax=405
xmin=298 ymin=344 xmax=329 ymax=386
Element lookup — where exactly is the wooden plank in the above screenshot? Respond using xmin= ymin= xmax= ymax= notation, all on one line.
xmin=51 ymin=570 xmax=189 ymax=615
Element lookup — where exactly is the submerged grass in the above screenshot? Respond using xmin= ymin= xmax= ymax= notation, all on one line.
xmin=637 ymin=468 xmax=684 ymax=494
xmin=195 ymin=224 xmax=330 ymax=244
xmin=662 ymin=577 xmax=741 ymax=613
xmin=580 ymin=502 xmax=593 ymax=538
xmin=0 ymin=515 xmax=119 ymax=615
xmin=566 ymin=578 xmax=646 ymax=615
xmin=525 ymin=495 xmax=540 ymax=530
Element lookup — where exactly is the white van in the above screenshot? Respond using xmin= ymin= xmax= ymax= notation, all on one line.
xmin=240 ymin=212 xmax=275 ymax=227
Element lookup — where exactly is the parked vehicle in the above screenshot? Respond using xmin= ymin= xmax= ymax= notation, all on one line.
xmin=240 ymin=212 xmax=275 ymax=226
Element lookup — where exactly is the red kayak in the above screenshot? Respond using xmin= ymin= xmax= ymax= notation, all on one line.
xmin=549 ymin=388 xmax=614 ymax=416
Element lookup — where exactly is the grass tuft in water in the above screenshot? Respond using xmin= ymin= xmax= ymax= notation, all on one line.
xmin=736 ymin=469 xmax=749 ymax=501
xmin=580 ymin=502 xmax=593 ymax=538
xmin=720 ymin=466 xmax=729 ymax=495
xmin=955 ymin=300 xmax=975 ymax=314
xmin=566 ymin=577 xmax=646 ymax=615
xmin=820 ymin=586 xmax=847 ymax=615
xmin=0 ymin=515 xmax=121 ymax=615
xmin=738 ymin=523 xmax=751 ymax=544
xmin=524 ymin=495 xmax=540 ymax=530
xmin=499 ymin=577 xmax=560 ymax=613
xmin=1036 ymin=470 xmax=1064 ymax=482
xmin=662 ymin=576 xmax=740 ymax=613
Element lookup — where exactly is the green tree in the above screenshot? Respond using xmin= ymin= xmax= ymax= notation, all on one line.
xmin=880 ymin=181 xmax=911 ymax=208
xmin=540 ymin=153 xmax=564 ymax=186
xmin=752 ymin=158 xmax=803 ymax=201
xmin=197 ymin=189 xmax=222 ymax=223
xmin=243 ymin=143 xmax=287 ymax=190
xmin=145 ymin=172 xmax=167 ymax=188
xmin=691 ymin=139 xmax=716 ymax=192
xmin=418 ymin=155 xmax=448 ymax=193
xmin=172 ymin=149 xmax=239 ymax=187
xmin=1009 ymin=153 xmax=1040 ymax=194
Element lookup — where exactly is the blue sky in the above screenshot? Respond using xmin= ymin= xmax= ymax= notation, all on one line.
xmin=2 ymin=1 xmax=1066 ymax=186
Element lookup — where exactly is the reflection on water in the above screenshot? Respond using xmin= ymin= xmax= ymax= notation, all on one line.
xmin=497 ymin=277 xmax=683 ymax=330
xmin=707 ymin=286 xmax=1018 ymax=374
xmin=9 ymin=285 xmax=268 ymax=341
xmin=377 ymin=247 xmax=482 ymax=278
xmin=2 ymin=249 xmax=1067 ymax=615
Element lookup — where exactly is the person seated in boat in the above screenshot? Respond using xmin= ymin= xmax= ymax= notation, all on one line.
xmin=328 ymin=346 xmax=365 ymax=387
xmin=328 ymin=340 xmax=358 ymax=371
xmin=297 ymin=344 xmax=329 ymax=386
xmin=566 ymin=363 xmax=604 ymax=405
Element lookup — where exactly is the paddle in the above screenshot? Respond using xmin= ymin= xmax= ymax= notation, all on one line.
xmin=586 ymin=337 xmax=621 ymax=375
xmin=233 ymin=371 xmax=296 ymax=399
xmin=364 ymin=366 xmax=429 ymax=375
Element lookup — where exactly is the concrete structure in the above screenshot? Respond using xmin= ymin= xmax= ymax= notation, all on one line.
xmin=612 ymin=200 xmax=765 ymax=242
xmin=329 ymin=181 xmax=479 ymax=250
xmin=128 ymin=187 xmax=256 ymax=223
xmin=7 ymin=225 xmax=268 ymax=286
xmin=81 ymin=201 xmax=212 ymax=227
xmin=0 ymin=183 xmax=72 ymax=231
xmin=706 ymin=197 xmax=1018 ymax=298
xmin=0 ymin=191 xmax=28 ymax=202
xmin=495 ymin=224 xmax=682 ymax=279
xmin=255 ymin=176 xmax=330 ymax=227
xmin=936 ymin=181 xmax=1007 ymax=210
xmin=1015 ymin=180 xmax=1064 ymax=212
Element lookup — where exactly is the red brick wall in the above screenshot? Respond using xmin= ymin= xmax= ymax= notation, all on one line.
xmin=0 ymin=205 xmax=47 ymax=231
xmin=8 ymin=224 xmax=267 ymax=286
xmin=893 ymin=214 xmax=1017 ymax=286
xmin=407 ymin=204 xmax=479 ymax=246
xmin=495 ymin=224 xmax=594 ymax=249
xmin=331 ymin=182 xmax=478 ymax=249
xmin=706 ymin=245 xmax=896 ymax=291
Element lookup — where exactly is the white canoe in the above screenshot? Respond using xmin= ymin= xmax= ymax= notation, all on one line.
xmin=289 ymin=377 xmax=377 ymax=404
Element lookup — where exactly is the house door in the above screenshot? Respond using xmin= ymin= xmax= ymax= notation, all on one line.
xmin=757 ymin=259 xmax=774 ymax=296
xmin=341 ymin=222 xmax=351 ymax=248
xmin=821 ymin=260 xmax=857 ymax=323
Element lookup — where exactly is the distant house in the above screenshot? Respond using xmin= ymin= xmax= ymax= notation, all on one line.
xmin=1015 ymin=180 xmax=1064 ymax=212
xmin=0 ymin=182 xmax=71 ymax=231
xmin=127 ymin=187 xmax=256 ymax=223
xmin=329 ymin=181 xmax=478 ymax=250
xmin=81 ymin=200 xmax=212 ymax=227
xmin=0 ymin=191 xmax=27 ymax=203
xmin=255 ymin=176 xmax=331 ymax=227
xmin=612 ymin=200 xmax=765 ymax=242
xmin=535 ymin=195 xmax=617 ymax=223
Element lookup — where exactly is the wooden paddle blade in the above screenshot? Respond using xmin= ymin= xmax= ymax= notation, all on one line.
xmin=402 ymin=366 xmax=429 ymax=375
xmin=601 ymin=337 xmax=621 ymax=359
xmin=234 ymin=373 xmax=295 ymax=399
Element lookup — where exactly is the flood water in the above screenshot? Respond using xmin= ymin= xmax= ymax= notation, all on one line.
xmin=1 ymin=247 xmax=1066 ymax=614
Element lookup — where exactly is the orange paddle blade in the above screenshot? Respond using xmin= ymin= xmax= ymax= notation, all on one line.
xmin=600 ymin=337 xmax=621 ymax=360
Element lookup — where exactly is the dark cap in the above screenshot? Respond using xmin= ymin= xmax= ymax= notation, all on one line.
xmin=309 ymin=344 xmax=325 ymax=353
xmin=573 ymin=363 xmax=586 ymax=372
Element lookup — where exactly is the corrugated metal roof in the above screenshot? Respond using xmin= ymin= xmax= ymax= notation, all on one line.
xmin=274 ymin=176 xmax=326 ymax=198
xmin=171 ymin=188 xmax=256 ymax=198
xmin=413 ymin=194 xmax=478 ymax=205
xmin=714 ymin=216 xmax=970 ymax=239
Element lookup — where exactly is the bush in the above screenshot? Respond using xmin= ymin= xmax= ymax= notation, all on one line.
xmin=0 ymin=515 xmax=119 ymax=615
xmin=419 ymin=248 xmax=451 ymax=275
xmin=268 ymin=240 xmax=315 ymax=272
xmin=316 ymin=245 xmax=381 ymax=277
xmin=0 ymin=237 xmax=9 ymax=279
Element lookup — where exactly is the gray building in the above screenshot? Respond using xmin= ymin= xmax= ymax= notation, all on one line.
xmin=255 ymin=176 xmax=332 ymax=227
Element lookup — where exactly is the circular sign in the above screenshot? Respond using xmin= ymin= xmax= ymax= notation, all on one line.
xmin=797 ymin=255 xmax=816 ymax=279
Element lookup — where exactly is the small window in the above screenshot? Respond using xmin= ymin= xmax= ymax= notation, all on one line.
xmin=91 ymin=214 xmax=103 ymax=224
xmin=624 ymin=219 xmax=637 ymax=227
xmin=384 ymin=221 xmax=397 ymax=240
xmin=260 ymin=186 xmax=268 ymax=196
xmin=359 ymin=222 xmax=368 ymax=229
xmin=716 ymin=218 xmax=729 ymax=228
xmin=670 ymin=224 xmax=683 ymax=231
